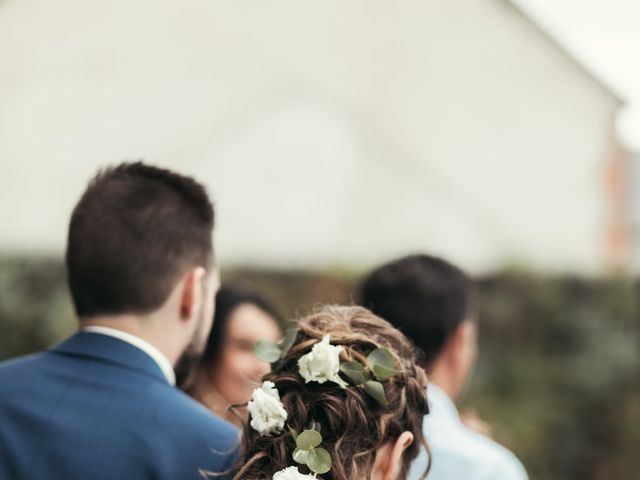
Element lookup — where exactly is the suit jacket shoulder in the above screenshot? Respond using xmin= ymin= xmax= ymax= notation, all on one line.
xmin=0 ymin=335 xmax=240 ymax=480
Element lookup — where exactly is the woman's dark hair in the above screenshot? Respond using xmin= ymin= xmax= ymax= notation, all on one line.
xmin=203 ymin=285 xmax=281 ymax=361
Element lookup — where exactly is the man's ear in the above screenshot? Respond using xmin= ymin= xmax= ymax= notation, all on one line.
xmin=383 ymin=431 xmax=414 ymax=480
xmin=460 ymin=319 xmax=477 ymax=342
xmin=445 ymin=320 xmax=475 ymax=361
xmin=456 ymin=320 xmax=478 ymax=363
xmin=179 ymin=267 xmax=206 ymax=321
xmin=441 ymin=322 xmax=463 ymax=366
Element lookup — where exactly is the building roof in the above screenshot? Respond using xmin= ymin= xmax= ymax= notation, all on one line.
xmin=505 ymin=0 xmax=626 ymax=105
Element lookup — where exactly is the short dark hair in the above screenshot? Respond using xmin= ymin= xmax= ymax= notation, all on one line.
xmin=358 ymin=254 xmax=474 ymax=369
xmin=203 ymin=284 xmax=281 ymax=361
xmin=66 ymin=161 xmax=215 ymax=318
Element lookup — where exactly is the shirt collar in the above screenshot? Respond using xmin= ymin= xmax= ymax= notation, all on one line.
xmin=426 ymin=383 xmax=461 ymax=425
xmin=82 ymin=326 xmax=176 ymax=386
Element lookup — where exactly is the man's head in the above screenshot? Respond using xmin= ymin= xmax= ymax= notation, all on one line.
xmin=358 ymin=254 xmax=477 ymax=399
xmin=66 ymin=162 xmax=218 ymax=369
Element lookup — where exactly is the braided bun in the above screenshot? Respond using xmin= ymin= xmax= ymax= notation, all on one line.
xmin=233 ymin=305 xmax=430 ymax=479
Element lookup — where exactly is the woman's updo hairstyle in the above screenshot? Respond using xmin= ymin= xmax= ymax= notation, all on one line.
xmin=234 ymin=305 xmax=430 ymax=479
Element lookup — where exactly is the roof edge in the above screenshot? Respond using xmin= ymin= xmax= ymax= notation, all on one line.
xmin=504 ymin=0 xmax=626 ymax=105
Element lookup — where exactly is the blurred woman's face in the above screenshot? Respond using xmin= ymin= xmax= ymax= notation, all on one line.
xmin=210 ymin=303 xmax=281 ymax=405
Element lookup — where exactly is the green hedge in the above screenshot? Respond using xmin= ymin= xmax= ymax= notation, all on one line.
xmin=1 ymin=257 xmax=638 ymax=480
xmin=0 ymin=255 xmax=75 ymax=359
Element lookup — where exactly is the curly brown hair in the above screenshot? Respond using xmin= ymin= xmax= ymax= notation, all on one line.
xmin=232 ymin=305 xmax=430 ymax=479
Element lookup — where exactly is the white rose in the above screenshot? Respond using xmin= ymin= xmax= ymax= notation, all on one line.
xmin=272 ymin=466 xmax=317 ymax=480
xmin=247 ymin=380 xmax=288 ymax=435
xmin=297 ymin=334 xmax=348 ymax=388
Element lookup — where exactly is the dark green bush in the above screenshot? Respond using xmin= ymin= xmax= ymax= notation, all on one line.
xmin=1 ymin=257 xmax=638 ymax=479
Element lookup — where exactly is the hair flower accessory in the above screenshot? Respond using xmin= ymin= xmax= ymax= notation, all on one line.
xmin=339 ymin=346 xmax=402 ymax=406
xmin=247 ymin=380 xmax=288 ymax=435
xmin=272 ymin=466 xmax=317 ymax=479
xmin=297 ymin=334 xmax=348 ymax=388
xmin=249 ymin=327 xmax=405 ymax=479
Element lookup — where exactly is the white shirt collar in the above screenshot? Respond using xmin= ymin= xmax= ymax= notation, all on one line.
xmin=426 ymin=383 xmax=462 ymax=425
xmin=416 ymin=384 xmax=530 ymax=480
xmin=82 ymin=325 xmax=176 ymax=386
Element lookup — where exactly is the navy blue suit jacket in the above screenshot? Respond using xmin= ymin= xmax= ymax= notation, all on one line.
xmin=0 ymin=332 xmax=240 ymax=479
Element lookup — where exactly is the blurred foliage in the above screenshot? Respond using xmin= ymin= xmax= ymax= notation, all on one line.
xmin=1 ymin=257 xmax=638 ymax=479
xmin=468 ymin=271 xmax=640 ymax=480
xmin=0 ymin=255 xmax=75 ymax=360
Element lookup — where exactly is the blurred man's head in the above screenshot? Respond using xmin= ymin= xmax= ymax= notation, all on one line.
xmin=358 ymin=254 xmax=477 ymax=399
xmin=66 ymin=162 xmax=219 ymax=370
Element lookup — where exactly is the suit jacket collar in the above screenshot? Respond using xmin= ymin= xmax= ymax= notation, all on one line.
xmin=51 ymin=331 xmax=171 ymax=385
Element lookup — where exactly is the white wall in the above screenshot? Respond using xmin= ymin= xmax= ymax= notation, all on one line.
xmin=0 ymin=0 xmax=619 ymax=273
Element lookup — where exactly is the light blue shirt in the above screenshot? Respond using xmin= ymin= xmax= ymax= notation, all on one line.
xmin=410 ymin=385 xmax=528 ymax=480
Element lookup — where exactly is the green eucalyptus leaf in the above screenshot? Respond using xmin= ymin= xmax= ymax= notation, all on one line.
xmin=296 ymin=429 xmax=322 ymax=450
xmin=293 ymin=447 xmax=310 ymax=465
xmin=363 ymin=380 xmax=388 ymax=406
xmin=279 ymin=328 xmax=299 ymax=358
xmin=288 ymin=425 xmax=299 ymax=441
xmin=367 ymin=347 xmax=397 ymax=370
xmin=307 ymin=448 xmax=332 ymax=474
xmin=372 ymin=363 xmax=401 ymax=381
xmin=254 ymin=340 xmax=282 ymax=363
xmin=340 ymin=361 xmax=369 ymax=385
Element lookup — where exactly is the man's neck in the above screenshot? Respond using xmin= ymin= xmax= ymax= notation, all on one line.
xmin=429 ymin=365 xmax=462 ymax=401
xmin=80 ymin=315 xmax=178 ymax=366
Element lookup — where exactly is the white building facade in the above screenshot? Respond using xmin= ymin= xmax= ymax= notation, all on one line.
xmin=0 ymin=0 xmax=626 ymax=273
